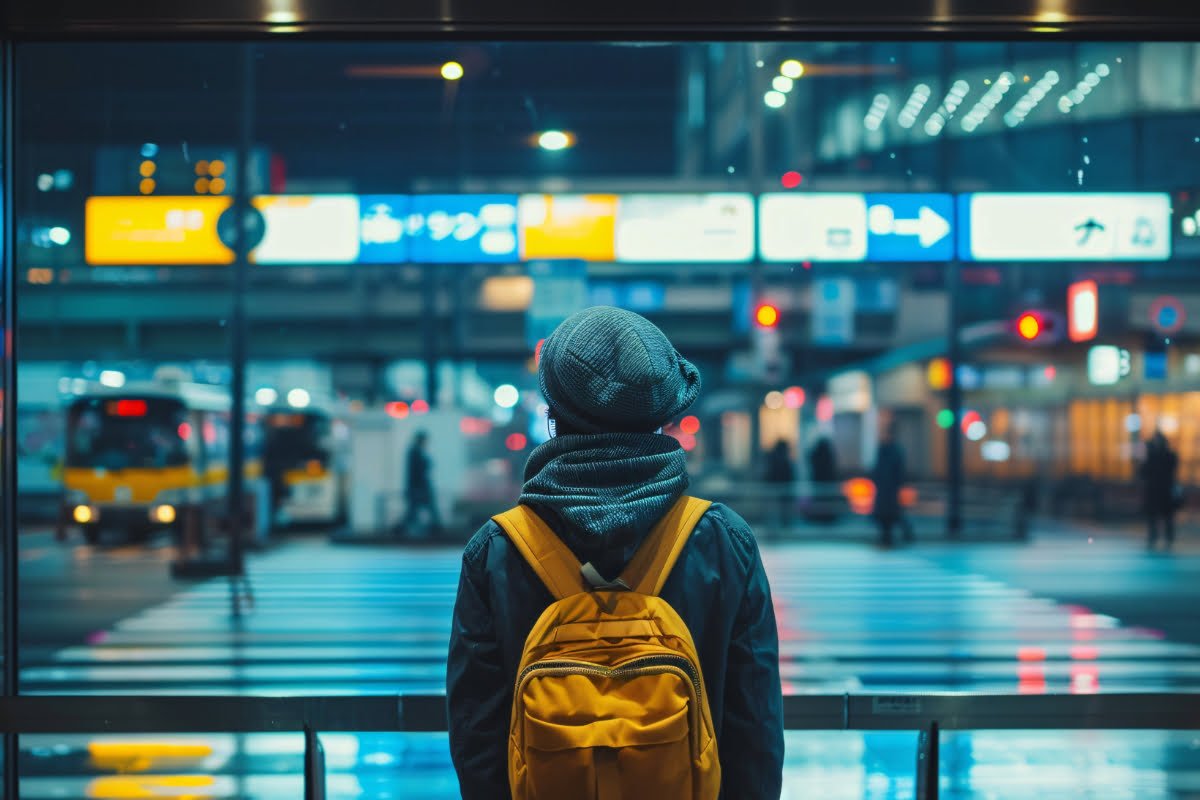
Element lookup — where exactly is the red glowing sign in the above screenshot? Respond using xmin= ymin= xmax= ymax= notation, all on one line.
xmin=780 ymin=171 xmax=803 ymax=189
xmin=679 ymin=415 xmax=701 ymax=435
xmin=108 ymin=399 xmax=147 ymax=417
xmin=783 ymin=387 xmax=806 ymax=409
xmin=506 ymin=432 xmax=528 ymax=451
xmin=411 ymin=399 xmax=430 ymax=415
xmin=1067 ymin=280 xmax=1099 ymax=342
xmin=816 ymin=396 xmax=834 ymax=423
xmin=386 ymin=401 xmax=410 ymax=419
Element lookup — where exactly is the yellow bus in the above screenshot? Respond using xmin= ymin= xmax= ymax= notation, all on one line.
xmin=61 ymin=380 xmax=258 ymax=546
xmin=262 ymin=408 xmax=347 ymax=530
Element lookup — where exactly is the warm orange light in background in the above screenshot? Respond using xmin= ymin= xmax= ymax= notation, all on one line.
xmin=385 ymin=401 xmax=409 ymax=419
xmin=842 ymin=478 xmax=876 ymax=515
xmin=411 ymin=399 xmax=429 ymax=414
xmin=754 ymin=303 xmax=780 ymax=328
xmin=926 ymin=357 xmax=953 ymax=391
xmin=783 ymin=386 xmax=806 ymax=409
xmin=194 ymin=177 xmax=210 ymax=194
xmin=209 ymin=178 xmax=227 ymax=194
xmin=679 ymin=415 xmax=701 ymax=435
xmin=27 ymin=268 xmax=53 ymax=285
xmin=194 ymin=160 xmax=210 ymax=176
xmin=209 ymin=159 xmax=226 ymax=177
xmin=480 ymin=275 xmax=535 ymax=312
xmin=138 ymin=160 xmax=156 ymax=177
xmin=138 ymin=178 xmax=156 ymax=195
xmin=506 ymin=432 xmax=528 ymax=451
xmin=1017 ymin=312 xmax=1042 ymax=340
xmin=899 ymin=486 xmax=919 ymax=507
xmin=345 ymin=64 xmax=446 ymax=79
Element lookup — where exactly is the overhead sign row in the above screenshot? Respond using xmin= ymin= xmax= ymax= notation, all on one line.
xmin=84 ymin=191 xmax=1173 ymax=266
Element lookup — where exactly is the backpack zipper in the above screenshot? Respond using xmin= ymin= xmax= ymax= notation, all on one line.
xmin=517 ymin=654 xmax=702 ymax=700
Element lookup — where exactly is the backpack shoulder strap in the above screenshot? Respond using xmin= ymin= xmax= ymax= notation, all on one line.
xmin=492 ymin=505 xmax=586 ymax=601
xmin=619 ymin=496 xmax=712 ymax=597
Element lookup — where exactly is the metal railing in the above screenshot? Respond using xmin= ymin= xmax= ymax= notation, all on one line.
xmin=2 ymin=693 xmax=1196 ymax=799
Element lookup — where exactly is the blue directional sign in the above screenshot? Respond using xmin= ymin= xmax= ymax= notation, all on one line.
xmin=408 ymin=194 xmax=519 ymax=263
xmin=864 ymin=193 xmax=955 ymax=261
xmin=358 ymin=195 xmax=411 ymax=263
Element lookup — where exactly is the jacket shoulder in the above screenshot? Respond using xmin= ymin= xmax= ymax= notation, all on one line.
xmin=462 ymin=518 xmax=506 ymax=570
xmin=695 ymin=501 xmax=761 ymax=566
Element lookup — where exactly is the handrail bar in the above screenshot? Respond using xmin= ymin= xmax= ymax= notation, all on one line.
xmin=1 ymin=692 xmax=1196 ymax=734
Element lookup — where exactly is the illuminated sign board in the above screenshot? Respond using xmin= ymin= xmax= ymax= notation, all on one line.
xmin=518 ymin=194 xmax=618 ymax=262
xmin=1067 ymin=280 xmax=1099 ymax=342
xmin=251 ymin=195 xmax=360 ymax=264
xmin=615 ymin=193 xmax=754 ymax=262
xmin=85 ymin=196 xmax=234 ymax=265
xmin=960 ymin=193 xmax=1171 ymax=261
xmin=358 ymin=195 xmax=411 ymax=263
xmin=759 ymin=194 xmax=868 ymax=262
xmin=409 ymin=195 xmax=519 ymax=263
xmin=865 ymin=194 xmax=954 ymax=261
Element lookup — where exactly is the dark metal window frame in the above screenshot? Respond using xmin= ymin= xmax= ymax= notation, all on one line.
xmin=3 ymin=2 xmax=1198 ymax=797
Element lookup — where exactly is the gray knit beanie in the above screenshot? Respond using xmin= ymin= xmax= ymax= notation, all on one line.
xmin=539 ymin=306 xmax=701 ymax=434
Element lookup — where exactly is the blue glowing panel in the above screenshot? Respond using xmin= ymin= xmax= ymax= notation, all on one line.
xmin=864 ymin=193 xmax=955 ymax=261
xmin=409 ymin=195 xmax=519 ymax=263
xmin=358 ymin=195 xmax=411 ymax=263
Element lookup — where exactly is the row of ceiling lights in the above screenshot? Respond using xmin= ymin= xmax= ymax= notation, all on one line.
xmin=847 ymin=63 xmax=1114 ymax=136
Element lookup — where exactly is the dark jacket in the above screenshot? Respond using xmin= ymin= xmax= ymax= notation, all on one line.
xmin=447 ymin=433 xmax=784 ymax=800
xmin=405 ymin=442 xmax=432 ymax=498
xmin=1141 ymin=441 xmax=1179 ymax=515
xmin=872 ymin=441 xmax=906 ymax=519
xmin=765 ymin=444 xmax=795 ymax=485
xmin=809 ymin=438 xmax=837 ymax=484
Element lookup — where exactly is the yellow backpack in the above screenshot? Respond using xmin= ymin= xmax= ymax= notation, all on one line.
xmin=492 ymin=495 xmax=721 ymax=800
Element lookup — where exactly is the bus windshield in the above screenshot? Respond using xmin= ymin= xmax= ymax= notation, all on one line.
xmin=263 ymin=412 xmax=330 ymax=469
xmin=66 ymin=397 xmax=189 ymax=471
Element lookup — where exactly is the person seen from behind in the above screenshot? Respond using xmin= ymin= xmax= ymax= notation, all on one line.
xmin=1141 ymin=430 xmax=1179 ymax=551
xmin=447 ymin=306 xmax=784 ymax=799
xmin=765 ymin=439 xmax=796 ymax=539
xmin=400 ymin=430 xmax=441 ymax=536
xmin=871 ymin=422 xmax=914 ymax=548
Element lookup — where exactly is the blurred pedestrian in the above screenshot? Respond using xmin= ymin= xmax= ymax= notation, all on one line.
xmin=400 ymin=430 xmax=441 ymax=536
xmin=872 ymin=423 xmax=914 ymax=547
xmin=1140 ymin=430 xmax=1179 ymax=550
xmin=447 ymin=306 xmax=783 ymax=800
xmin=808 ymin=435 xmax=838 ymax=523
xmin=765 ymin=439 xmax=796 ymax=538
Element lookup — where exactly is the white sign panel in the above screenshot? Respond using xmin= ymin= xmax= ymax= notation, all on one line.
xmin=615 ymin=193 xmax=754 ymax=263
xmin=252 ymin=195 xmax=361 ymax=264
xmin=965 ymin=193 xmax=1170 ymax=261
xmin=759 ymin=194 xmax=868 ymax=262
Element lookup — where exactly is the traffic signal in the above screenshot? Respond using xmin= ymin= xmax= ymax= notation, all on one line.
xmin=754 ymin=303 xmax=780 ymax=329
xmin=1014 ymin=310 xmax=1061 ymax=343
xmin=1017 ymin=312 xmax=1043 ymax=341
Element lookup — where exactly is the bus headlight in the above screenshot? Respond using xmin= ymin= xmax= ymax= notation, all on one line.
xmin=151 ymin=504 xmax=177 ymax=525
xmin=73 ymin=505 xmax=96 ymax=525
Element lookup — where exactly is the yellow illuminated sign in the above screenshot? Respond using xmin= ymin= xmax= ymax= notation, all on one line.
xmin=86 ymin=196 xmax=234 ymax=265
xmin=519 ymin=194 xmax=618 ymax=262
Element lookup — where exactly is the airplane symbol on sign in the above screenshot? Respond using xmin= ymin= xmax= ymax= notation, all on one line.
xmin=1074 ymin=217 xmax=1106 ymax=244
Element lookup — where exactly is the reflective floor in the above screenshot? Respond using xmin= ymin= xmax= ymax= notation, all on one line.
xmin=16 ymin=526 xmax=1200 ymax=796
xmin=19 ymin=730 xmax=1200 ymax=799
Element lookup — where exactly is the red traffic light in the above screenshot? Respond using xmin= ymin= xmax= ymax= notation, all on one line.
xmin=1017 ymin=312 xmax=1043 ymax=341
xmin=755 ymin=303 xmax=780 ymax=328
